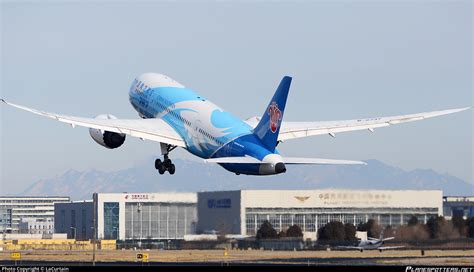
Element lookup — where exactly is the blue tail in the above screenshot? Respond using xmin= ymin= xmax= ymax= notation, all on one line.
xmin=253 ymin=76 xmax=292 ymax=152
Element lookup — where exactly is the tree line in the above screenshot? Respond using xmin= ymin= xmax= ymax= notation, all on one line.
xmin=255 ymin=215 xmax=474 ymax=241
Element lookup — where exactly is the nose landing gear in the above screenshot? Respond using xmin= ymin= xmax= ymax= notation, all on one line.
xmin=155 ymin=143 xmax=177 ymax=175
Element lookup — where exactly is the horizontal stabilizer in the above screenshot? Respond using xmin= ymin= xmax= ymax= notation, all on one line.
xmin=204 ymin=156 xmax=366 ymax=165
xmin=283 ymin=157 xmax=366 ymax=165
xmin=204 ymin=156 xmax=262 ymax=164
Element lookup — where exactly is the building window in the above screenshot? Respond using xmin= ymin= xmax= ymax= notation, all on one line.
xmin=71 ymin=210 xmax=76 ymax=227
xmin=125 ymin=203 xmax=196 ymax=240
xmin=70 ymin=210 xmax=76 ymax=238
xmin=81 ymin=209 xmax=87 ymax=239
xmin=104 ymin=202 xmax=119 ymax=239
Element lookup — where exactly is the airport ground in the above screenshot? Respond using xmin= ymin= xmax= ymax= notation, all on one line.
xmin=0 ymin=249 xmax=473 ymax=266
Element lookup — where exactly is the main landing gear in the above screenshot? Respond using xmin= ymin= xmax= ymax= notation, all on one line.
xmin=155 ymin=143 xmax=177 ymax=175
xmin=155 ymin=155 xmax=175 ymax=175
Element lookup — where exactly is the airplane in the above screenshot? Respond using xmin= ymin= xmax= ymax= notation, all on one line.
xmin=336 ymin=231 xmax=404 ymax=252
xmin=1 ymin=73 xmax=470 ymax=175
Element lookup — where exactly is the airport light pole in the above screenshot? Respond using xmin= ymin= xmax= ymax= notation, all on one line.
xmin=137 ymin=203 xmax=142 ymax=249
xmin=1 ymin=223 xmax=5 ymax=247
xmin=92 ymin=192 xmax=97 ymax=266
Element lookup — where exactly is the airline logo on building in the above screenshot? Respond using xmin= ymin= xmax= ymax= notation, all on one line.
xmin=124 ymin=194 xmax=150 ymax=200
xmin=294 ymin=196 xmax=310 ymax=203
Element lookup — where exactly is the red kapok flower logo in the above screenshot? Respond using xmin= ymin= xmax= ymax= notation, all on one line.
xmin=268 ymin=102 xmax=282 ymax=133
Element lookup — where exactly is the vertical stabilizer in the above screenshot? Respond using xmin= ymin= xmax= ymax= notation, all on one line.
xmin=253 ymin=76 xmax=292 ymax=151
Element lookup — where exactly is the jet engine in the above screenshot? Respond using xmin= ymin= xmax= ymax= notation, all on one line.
xmin=89 ymin=114 xmax=126 ymax=149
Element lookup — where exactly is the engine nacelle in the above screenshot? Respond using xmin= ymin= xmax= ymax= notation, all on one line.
xmin=89 ymin=114 xmax=126 ymax=149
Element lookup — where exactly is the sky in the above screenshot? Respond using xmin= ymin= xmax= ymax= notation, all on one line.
xmin=0 ymin=0 xmax=472 ymax=194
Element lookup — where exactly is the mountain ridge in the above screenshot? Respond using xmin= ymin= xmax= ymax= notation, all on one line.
xmin=19 ymin=158 xmax=473 ymax=200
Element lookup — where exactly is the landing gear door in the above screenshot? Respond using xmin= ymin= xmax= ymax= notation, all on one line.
xmin=160 ymin=142 xmax=168 ymax=156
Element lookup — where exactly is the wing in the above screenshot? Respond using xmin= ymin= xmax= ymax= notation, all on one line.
xmin=378 ymin=246 xmax=405 ymax=250
xmin=335 ymin=246 xmax=362 ymax=250
xmin=1 ymin=99 xmax=186 ymax=147
xmin=245 ymin=107 xmax=470 ymax=141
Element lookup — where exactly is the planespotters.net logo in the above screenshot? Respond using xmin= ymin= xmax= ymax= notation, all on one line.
xmin=268 ymin=101 xmax=282 ymax=133
xmin=406 ymin=267 xmax=474 ymax=272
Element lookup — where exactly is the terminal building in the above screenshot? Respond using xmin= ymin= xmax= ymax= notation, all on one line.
xmin=0 ymin=196 xmax=70 ymax=234
xmin=197 ymin=189 xmax=443 ymax=238
xmin=19 ymin=218 xmax=55 ymax=234
xmin=443 ymin=196 xmax=474 ymax=219
xmin=55 ymin=193 xmax=197 ymax=240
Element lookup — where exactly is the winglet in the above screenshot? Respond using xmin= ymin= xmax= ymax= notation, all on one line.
xmin=458 ymin=106 xmax=471 ymax=112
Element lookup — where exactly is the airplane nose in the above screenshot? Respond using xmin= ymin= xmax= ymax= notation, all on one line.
xmin=275 ymin=162 xmax=286 ymax=173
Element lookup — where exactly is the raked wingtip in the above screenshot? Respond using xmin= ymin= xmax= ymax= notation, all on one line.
xmin=455 ymin=106 xmax=471 ymax=112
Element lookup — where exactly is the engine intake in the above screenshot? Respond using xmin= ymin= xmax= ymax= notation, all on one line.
xmin=89 ymin=114 xmax=126 ymax=149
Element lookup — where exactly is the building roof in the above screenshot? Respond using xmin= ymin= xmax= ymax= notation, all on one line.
xmin=0 ymin=196 xmax=70 ymax=199
xmin=200 ymin=189 xmax=443 ymax=209
xmin=96 ymin=192 xmax=197 ymax=203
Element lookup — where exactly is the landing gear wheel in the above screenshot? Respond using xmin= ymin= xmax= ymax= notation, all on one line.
xmin=164 ymin=158 xmax=172 ymax=168
xmin=168 ymin=164 xmax=175 ymax=175
xmin=155 ymin=159 xmax=162 ymax=170
xmin=158 ymin=165 xmax=166 ymax=175
xmin=155 ymin=159 xmax=166 ymax=174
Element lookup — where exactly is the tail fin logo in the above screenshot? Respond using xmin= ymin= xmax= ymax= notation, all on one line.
xmin=268 ymin=102 xmax=282 ymax=133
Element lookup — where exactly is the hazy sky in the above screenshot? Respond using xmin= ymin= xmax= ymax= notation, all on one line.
xmin=1 ymin=1 xmax=472 ymax=194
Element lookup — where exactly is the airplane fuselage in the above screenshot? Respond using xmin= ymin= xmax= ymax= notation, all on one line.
xmin=2 ymin=72 xmax=467 ymax=176
xmin=128 ymin=73 xmax=284 ymax=175
xmin=358 ymin=239 xmax=383 ymax=250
